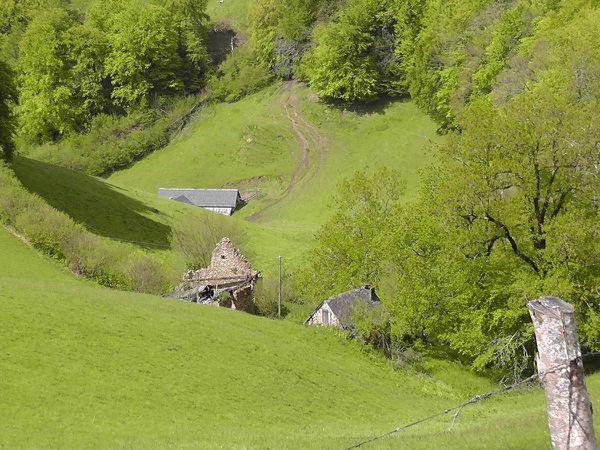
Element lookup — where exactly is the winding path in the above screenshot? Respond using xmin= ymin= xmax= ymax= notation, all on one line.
xmin=247 ymin=81 xmax=327 ymax=221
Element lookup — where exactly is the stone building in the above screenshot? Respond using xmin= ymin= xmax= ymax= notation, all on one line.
xmin=304 ymin=285 xmax=382 ymax=330
xmin=168 ymin=237 xmax=260 ymax=313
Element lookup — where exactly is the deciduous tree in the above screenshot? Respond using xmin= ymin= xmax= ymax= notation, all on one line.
xmin=0 ymin=57 xmax=16 ymax=161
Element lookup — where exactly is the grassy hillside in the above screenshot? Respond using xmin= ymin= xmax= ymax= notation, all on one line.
xmin=207 ymin=0 xmax=251 ymax=30
xmin=10 ymin=82 xmax=437 ymax=277
xmin=107 ymin=83 xmax=438 ymax=264
xmin=11 ymin=153 xmax=306 ymax=275
xmin=2 ymin=225 xmax=598 ymax=448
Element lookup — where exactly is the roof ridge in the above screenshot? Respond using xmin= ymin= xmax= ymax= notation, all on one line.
xmin=158 ymin=188 xmax=239 ymax=192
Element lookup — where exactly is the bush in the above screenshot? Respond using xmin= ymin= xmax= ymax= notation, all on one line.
xmin=391 ymin=349 xmax=427 ymax=373
xmin=21 ymin=95 xmax=203 ymax=176
xmin=351 ymin=300 xmax=392 ymax=354
xmin=125 ymin=254 xmax=168 ymax=294
xmin=253 ymin=274 xmax=293 ymax=318
xmin=170 ymin=212 xmax=247 ymax=270
xmin=0 ymin=164 xmax=165 ymax=293
xmin=207 ymin=46 xmax=272 ymax=102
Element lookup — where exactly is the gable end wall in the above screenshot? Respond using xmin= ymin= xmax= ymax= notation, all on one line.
xmin=306 ymin=302 xmax=341 ymax=328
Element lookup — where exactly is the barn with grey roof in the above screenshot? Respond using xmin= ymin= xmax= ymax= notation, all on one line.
xmin=158 ymin=188 xmax=244 ymax=216
xmin=304 ymin=284 xmax=383 ymax=330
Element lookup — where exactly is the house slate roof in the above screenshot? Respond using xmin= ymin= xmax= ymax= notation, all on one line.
xmin=304 ymin=285 xmax=382 ymax=328
xmin=158 ymin=188 xmax=241 ymax=208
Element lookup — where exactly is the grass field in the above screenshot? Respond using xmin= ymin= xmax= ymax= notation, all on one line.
xmin=2 ymin=226 xmax=598 ymax=449
xmin=12 ymin=82 xmax=439 ymax=277
xmin=11 ymin=82 xmax=439 ymax=279
xmin=107 ymin=83 xmax=438 ymax=270
xmin=206 ymin=0 xmax=251 ymax=30
xmin=71 ymin=0 xmax=252 ymax=30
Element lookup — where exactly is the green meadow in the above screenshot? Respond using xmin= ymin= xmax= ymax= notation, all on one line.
xmin=2 ymin=226 xmax=598 ymax=449
xmin=2 ymin=0 xmax=599 ymax=448
xmin=13 ymin=83 xmax=439 ymax=277
xmin=107 ymin=83 xmax=438 ymax=270
xmin=206 ymin=0 xmax=251 ymax=30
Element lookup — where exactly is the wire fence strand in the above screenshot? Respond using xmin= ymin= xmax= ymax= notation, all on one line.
xmin=346 ymin=351 xmax=600 ymax=449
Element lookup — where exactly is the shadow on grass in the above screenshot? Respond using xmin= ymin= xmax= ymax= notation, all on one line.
xmin=13 ymin=156 xmax=172 ymax=248
xmin=323 ymin=93 xmax=411 ymax=116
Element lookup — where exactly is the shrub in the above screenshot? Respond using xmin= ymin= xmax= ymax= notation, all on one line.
xmin=351 ymin=300 xmax=392 ymax=354
xmin=0 ymin=164 xmax=166 ymax=293
xmin=125 ymin=254 xmax=167 ymax=294
xmin=391 ymin=349 xmax=426 ymax=373
xmin=170 ymin=212 xmax=247 ymax=270
xmin=253 ymin=274 xmax=292 ymax=318
xmin=207 ymin=46 xmax=272 ymax=102
xmin=21 ymin=95 xmax=203 ymax=176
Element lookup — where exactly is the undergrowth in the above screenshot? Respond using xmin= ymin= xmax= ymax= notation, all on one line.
xmin=19 ymin=95 xmax=205 ymax=177
xmin=0 ymin=163 xmax=172 ymax=293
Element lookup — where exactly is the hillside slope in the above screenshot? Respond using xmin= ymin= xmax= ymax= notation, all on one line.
xmin=13 ymin=82 xmax=438 ymax=276
xmin=2 ymin=226 xmax=599 ymax=448
xmin=107 ymin=83 xmax=438 ymax=265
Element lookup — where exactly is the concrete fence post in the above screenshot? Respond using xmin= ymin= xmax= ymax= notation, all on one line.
xmin=527 ymin=296 xmax=597 ymax=450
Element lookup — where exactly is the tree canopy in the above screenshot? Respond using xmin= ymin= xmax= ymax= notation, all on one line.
xmin=0 ymin=57 xmax=16 ymax=161
xmin=3 ymin=0 xmax=210 ymax=142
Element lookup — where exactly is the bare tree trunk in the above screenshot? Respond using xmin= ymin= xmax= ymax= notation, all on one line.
xmin=527 ymin=296 xmax=597 ymax=450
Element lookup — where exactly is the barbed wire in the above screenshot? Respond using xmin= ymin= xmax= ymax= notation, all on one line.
xmin=346 ymin=351 xmax=600 ymax=449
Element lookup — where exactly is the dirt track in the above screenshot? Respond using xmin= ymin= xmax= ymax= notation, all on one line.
xmin=248 ymin=81 xmax=327 ymax=221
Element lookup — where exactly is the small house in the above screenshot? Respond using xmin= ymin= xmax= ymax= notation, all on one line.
xmin=304 ymin=284 xmax=382 ymax=330
xmin=158 ymin=188 xmax=244 ymax=216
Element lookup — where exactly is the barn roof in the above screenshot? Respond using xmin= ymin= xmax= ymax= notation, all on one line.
xmin=158 ymin=188 xmax=241 ymax=208
xmin=304 ymin=285 xmax=382 ymax=328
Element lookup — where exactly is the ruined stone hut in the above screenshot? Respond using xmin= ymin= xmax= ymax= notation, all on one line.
xmin=158 ymin=188 xmax=244 ymax=216
xmin=304 ymin=285 xmax=382 ymax=330
xmin=170 ymin=238 xmax=260 ymax=313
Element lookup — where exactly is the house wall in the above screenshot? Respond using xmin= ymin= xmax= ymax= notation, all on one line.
xmin=204 ymin=207 xmax=233 ymax=216
xmin=306 ymin=302 xmax=341 ymax=328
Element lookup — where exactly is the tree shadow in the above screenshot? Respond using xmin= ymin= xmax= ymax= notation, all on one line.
xmin=322 ymin=93 xmax=412 ymax=116
xmin=13 ymin=156 xmax=172 ymax=248
xmin=584 ymin=353 xmax=600 ymax=375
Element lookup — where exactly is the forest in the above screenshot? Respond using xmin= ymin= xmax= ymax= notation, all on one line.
xmin=0 ymin=0 xmax=598 ymax=380
xmin=247 ymin=0 xmax=600 ymax=377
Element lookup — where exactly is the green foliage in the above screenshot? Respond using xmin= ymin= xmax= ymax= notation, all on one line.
xmin=253 ymin=273 xmax=292 ymax=317
xmin=249 ymin=0 xmax=596 ymax=130
xmin=104 ymin=4 xmax=182 ymax=108
xmin=300 ymin=0 xmax=401 ymax=101
xmin=248 ymin=0 xmax=327 ymax=76
xmin=391 ymin=90 xmax=600 ymax=375
xmin=0 ymin=57 xmax=16 ymax=161
xmin=471 ymin=3 xmax=528 ymax=96
xmin=297 ymin=85 xmax=599 ymax=376
xmin=0 ymin=0 xmax=64 ymax=35
xmin=351 ymin=300 xmax=392 ymax=354
xmin=20 ymin=95 xmax=202 ymax=176
xmin=208 ymin=46 xmax=272 ymax=102
xmin=170 ymin=212 xmax=247 ymax=270
xmin=11 ymin=0 xmax=209 ymax=142
xmin=17 ymin=8 xmax=80 ymax=140
xmin=297 ymin=167 xmax=405 ymax=301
